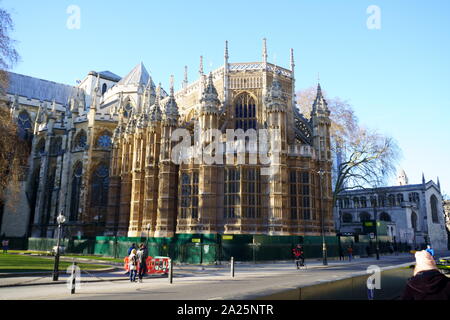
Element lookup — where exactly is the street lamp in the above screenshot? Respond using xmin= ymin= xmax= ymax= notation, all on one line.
xmin=318 ymin=169 xmax=328 ymax=266
xmin=53 ymin=212 xmax=66 ymax=281
xmin=146 ymin=223 xmax=151 ymax=248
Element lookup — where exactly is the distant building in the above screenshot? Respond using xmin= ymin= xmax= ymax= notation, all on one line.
xmin=335 ymin=171 xmax=448 ymax=250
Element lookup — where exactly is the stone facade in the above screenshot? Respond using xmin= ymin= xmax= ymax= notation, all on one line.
xmin=335 ymin=173 xmax=448 ymax=250
xmin=0 ymin=41 xmax=334 ymax=239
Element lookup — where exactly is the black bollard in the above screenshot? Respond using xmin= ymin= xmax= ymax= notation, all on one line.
xmin=169 ymin=259 xmax=173 ymax=284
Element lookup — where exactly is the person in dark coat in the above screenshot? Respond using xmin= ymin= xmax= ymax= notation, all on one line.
xmin=401 ymin=250 xmax=450 ymax=300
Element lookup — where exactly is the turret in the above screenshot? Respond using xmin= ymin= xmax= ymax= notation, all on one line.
xmin=311 ymin=82 xmax=331 ymax=161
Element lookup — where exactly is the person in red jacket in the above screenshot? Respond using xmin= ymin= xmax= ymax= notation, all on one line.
xmin=292 ymin=244 xmax=305 ymax=269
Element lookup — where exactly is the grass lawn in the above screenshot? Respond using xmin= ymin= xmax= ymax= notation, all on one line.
xmin=0 ymin=254 xmax=111 ymax=273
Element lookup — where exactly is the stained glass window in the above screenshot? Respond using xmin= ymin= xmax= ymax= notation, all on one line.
xmin=90 ymin=164 xmax=109 ymax=207
xmin=70 ymin=162 xmax=83 ymax=221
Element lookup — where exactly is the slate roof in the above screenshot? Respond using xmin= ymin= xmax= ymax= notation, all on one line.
xmin=6 ymin=72 xmax=79 ymax=105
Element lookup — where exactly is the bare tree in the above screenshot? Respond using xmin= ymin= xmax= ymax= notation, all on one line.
xmin=0 ymin=4 xmax=25 ymax=203
xmin=297 ymin=86 xmax=401 ymax=206
xmin=0 ymin=4 xmax=19 ymax=91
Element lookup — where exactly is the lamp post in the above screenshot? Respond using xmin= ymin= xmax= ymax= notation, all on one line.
xmin=53 ymin=212 xmax=66 ymax=281
xmin=318 ymin=169 xmax=328 ymax=266
xmin=146 ymin=223 xmax=151 ymax=248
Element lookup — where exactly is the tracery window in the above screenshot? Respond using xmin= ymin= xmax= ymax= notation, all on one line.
xmin=289 ymin=171 xmax=312 ymax=220
xmin=102 ymin=83 xmax=107 ymax=96
xmin=396 ymin=193 xmax=404 ymax=205
xmin=430 ymin=195 xmax=439 ymax=223
xmin=50 ymin=136 xmax=62 ymax=156
xmin=90 ymin=164 xmax=109 ymax=207
xmin=73 ymin=130 xmax=87 ymax=151
xmin=179 ymin=171 xmax=199 ymax=219
xmin=96 ymin=132 xmax=112 ymax=149
xmin=242 ymin=168 xmax=261 ymax=219
xmin=124 ymin=103 xmax=133 ymax=118
xmin=17 ymin=110 xmax=32 ymax=141
xmin=235 ymin=93 xmax=257 ymax=131
xmin=69 ymin=162 xmax=83 ymax=221
xmin=409 ymin=192 xmax=419 ymax=204
xmin=224 ymin=168 xmax=240 ymax=219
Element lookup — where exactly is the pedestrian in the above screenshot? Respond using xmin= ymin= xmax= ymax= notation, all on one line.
xmin=128 ymin=249 xmax=138 ymax=282
xmin=401 ymin=250 xmax=450 ymax=300
xmin=347 ymin=246 xmax=353 ymax=262
xmin=292 ymin=244 xmax=305 ymax=269
xmin=339 ymin=247 xmax=345 ymax=261
xmin=128 ymin=243 xmax=137 ymax=255
xmin=2 ymin=239 xmax=9 ymax=254
xmin=137 ymin=243 xmax=148 ymax=283
xmin=365 ymin=245 xmax=371 ymax=257
xmin=425 ymin=245 xmax=435 ymax=259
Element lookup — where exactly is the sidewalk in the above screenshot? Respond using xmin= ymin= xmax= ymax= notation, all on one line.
xmin=0 ymin=252 xmax=423 ymax=288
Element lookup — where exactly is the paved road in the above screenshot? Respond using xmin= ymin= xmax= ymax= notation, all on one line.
xmin=0 ymin=254 xmax=423 ymax=300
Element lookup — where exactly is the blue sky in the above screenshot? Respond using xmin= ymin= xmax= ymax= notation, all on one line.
xmin=3 ymin=0 xmax=450 ymax=195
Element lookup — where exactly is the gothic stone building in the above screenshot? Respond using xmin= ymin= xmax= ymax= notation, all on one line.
xmin=335 ymin=170 xmax=448 ymax=250
xmin=0 ymin=41 xmax=334 ymax=239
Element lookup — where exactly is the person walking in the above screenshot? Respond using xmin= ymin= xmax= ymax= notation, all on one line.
xmin=128 ymin=249 xmax=138 ymax=282
xmin=347 ymin=246 xmax=353 ymax=262
xmin=401 ymin=250 xmax=450 ymax=300
xmin=339 ymin=247 xmax=345 ymax=261
xmin=292 ymin=244 xmax=305 ymax=269
xmin=137 ymin=243 xmax=148 ymax=283
xmin=2 ymin=239 xmax=9 ymax=254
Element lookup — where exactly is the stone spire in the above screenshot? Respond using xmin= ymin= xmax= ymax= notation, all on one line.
xmin=199 ymin=56 xmax=204 ymax=77
xmin=311 ymin=82 xmax=330 ymax=116
xmin=224 ymin=40 xmax=229 ymax=65
xmin=437 ymin=177 xmax=441 ymax=191
xmin=262 ymin=38 xmax=268 ymax=64
xmin=148 ymin=83 xmax=162 ymax=122
xmin=200 ymin=73 xmax=221 ymax=115
xmin=163 ymin=76 xmax=179 ymax=122
xmin=422 ymin=172 xmax=426 ymax=184
xmin=182 ymin=66 xmax=188 ymax=89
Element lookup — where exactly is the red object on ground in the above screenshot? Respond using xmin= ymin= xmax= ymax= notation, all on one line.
xmin=124 ymin=256 xmax=170 ymax=274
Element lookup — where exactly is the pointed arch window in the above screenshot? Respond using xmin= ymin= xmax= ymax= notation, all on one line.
xmin=124 ymin=103 xmax=133 ymax=118
xmin=90 ymin=164 xmax=109 ymax=207
xmin=50 ymin=136 xmax=63 ymax=156
xmin=430 ymin=195 xmax=439 ymax=223
xmin=235 ymin=93 xmax=257 ymax=130
xmin=73 ymin=130 xmax=87 ymax=151
xmin=17 ymin=110 xmax=32 ymax=142
xmin=102 ymin=83 xmax=107 ymax=96
xmin=179 ymin=171 xmax=199 ymax=219
xmin=70 ymin=162 xmax=83 ymax=221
